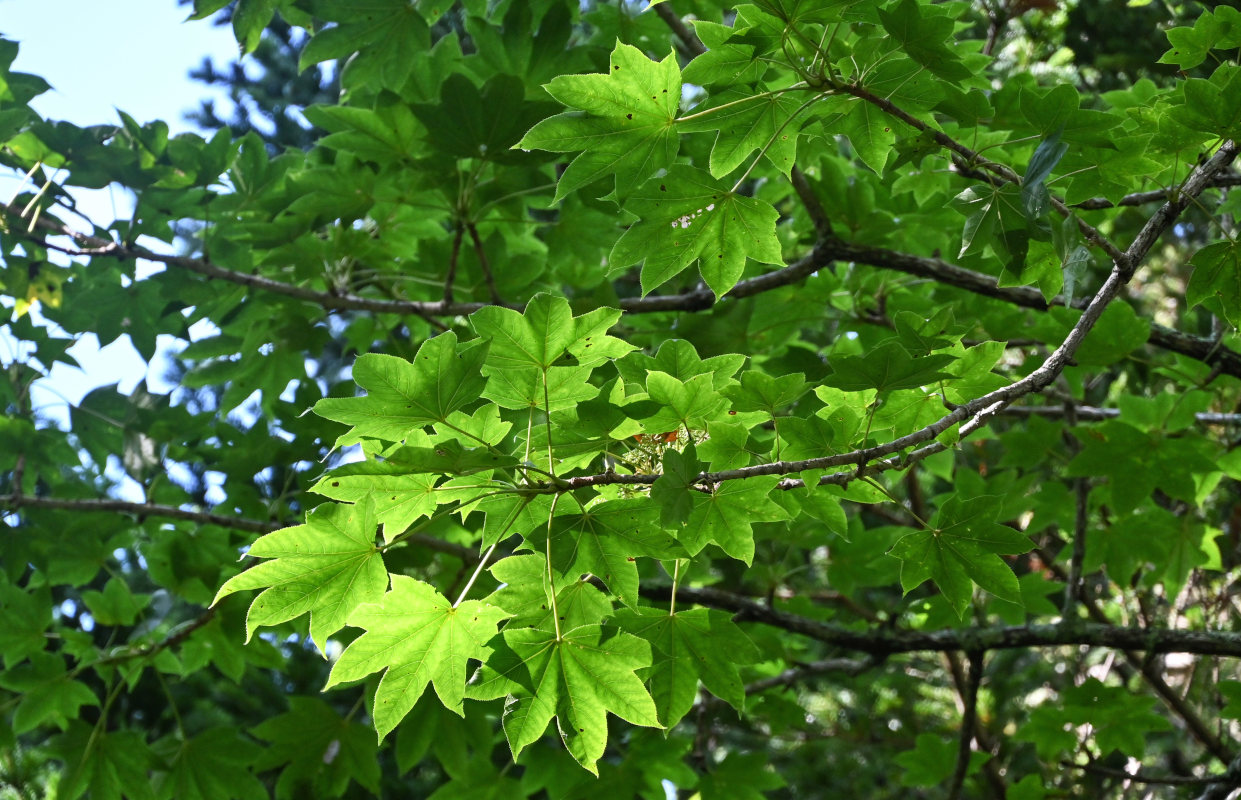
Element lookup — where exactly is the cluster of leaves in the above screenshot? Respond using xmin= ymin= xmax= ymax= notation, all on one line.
xmin=1 ymin=0 xmax=1241 ymax=798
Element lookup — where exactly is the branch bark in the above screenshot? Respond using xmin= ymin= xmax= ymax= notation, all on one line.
xmin=642 ymin=584 xmax=1241 ymax=658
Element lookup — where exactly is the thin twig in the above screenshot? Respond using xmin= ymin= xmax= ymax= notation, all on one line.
xmin=6 ymin=201 xmax=1240 ymax=377
xmin=1067 ymin=760 xmax=1221 ymax=787
xmin=651 ymin=2 xmax=706 ymax=57
xmin=444 ymin=222 xmax=464 ymax=305
xmin=0 ymin=493 xmax=479 ymax=563
xmin=466 ymin=221 xmax=503 ymax=305
xmin=838 ymin=82 xmax=1126 ymax=264
xmin=790 ymin=166 xmax=832 ymax=238
xmin=1061 ymin=399 xmax=1088 ymax=618
xmin=947 ymin=651 xmax=984 ymax=800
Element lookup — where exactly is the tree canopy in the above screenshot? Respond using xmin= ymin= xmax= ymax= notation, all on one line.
xmin=2 ymin=0 xmax=1241 ymax=797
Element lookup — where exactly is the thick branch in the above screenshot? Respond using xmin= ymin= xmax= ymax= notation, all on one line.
xmin=642 ymin=585 xmax=1241 ymax=658
xmin=8 ymin=200 xmax=1238 ymax=378
xmin=1074 ymin=174 xmax=1241 ymax=210
xmin=1004 ymin=405 xmax=1241 ymax=425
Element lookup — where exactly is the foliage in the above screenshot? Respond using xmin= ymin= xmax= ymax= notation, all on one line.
xmin=2 ymin=0 xmax=1241 ymax=797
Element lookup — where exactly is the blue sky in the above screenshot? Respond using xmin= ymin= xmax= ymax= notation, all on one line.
xmin=2 ymin=0 xmax=240 ymax=133
xmin=1 ymin=1 xmax=245 ymax=443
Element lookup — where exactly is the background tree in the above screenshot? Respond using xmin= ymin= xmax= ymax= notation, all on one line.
xmin=2 ymin=1 xmax=1241 ymax=798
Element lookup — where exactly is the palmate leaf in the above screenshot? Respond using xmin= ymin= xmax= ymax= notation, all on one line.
xmin=639 ymin=371 xmax=731 ymax=433
xmin=311 ymin=462 xmax=440 ymax=543
xmin=313 ymin=332 xmax=487 ymax=444
xmin=468 ymin=624 xmax=661 ymax=774
xmin=519 ymin=41 xmax=681 ymax=201
xmin=610 ymin=164 xmax=783 ymax=297
xmin=0 ymin=654 xmax=97 ymax=734
xmin=678 ymin=88 xmax=804 ymax=178
xmin=471 ymin=293 xmax=634 ymax=372
xmin=541 ymin=498 xmax=686 ymax=607
xmin=825 ymin=341 xmax=956 ymax=393
xmin=251 ymin=697 xmax=381 ymax=799
xmin=213 ymin=500 xmax=386 ymax=650
xmin=325 ymin=576 xmax=510 ymax=740
xmin=614 ymin=606 xmax=760 ymax=727
xmin=888 ymin=493 xmax=1033 ymax=617
xmin=481 ymin=364 xmax=600 ymax=412
xmin=1186 ymin=239 xmax=1241 ymax=326
xmin=680 ymin=476 xmax=790 ymax=564
xmin=298 ymin=0 xmax=431 ymax=90
xmin=154 ymin=728 xmax=267 ymax=800
xmin=50 ymin=724 xmax=156 ymax=800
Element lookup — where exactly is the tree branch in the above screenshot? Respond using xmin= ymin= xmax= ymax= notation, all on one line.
xmin=947 ymin=651 xmax=984 ymax=800
xmin=1073 ymin=173 xmax=1241 ymax=210
xmin=823 ymin=237 xmax=1241 ymax=379
xmin=0 ymin=494 xmax=479 ymax=563
xmin=1003 ymin=405 xmax=1241 ymax=425
xmin=837 ymin=83 xmax=1126 ymax=264
xmin=642 ymin=584 xmax=1241 ymax=658
xmin=466 ymin=221 xmax=503 ymax=305
xmin=740 ymin=656 xmax=879 ymax=696
xmin=1067 ymin=761 xmax=1222 ymax=787
xmin=8 ymin=199 xmax=1238 ymax=378
xmin=651 ymin=2 xmax=706 ymax=57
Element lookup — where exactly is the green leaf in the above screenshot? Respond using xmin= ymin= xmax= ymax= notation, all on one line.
xmin=412 ymin=73 xmax=558 ymax=161
xmin=482 ymin=364 xmax=600 ymax=412
xmin=312 ymin=462 xmax=440 ymax=542
xmin=0 ymin=654 xmax=98 ymax=734
xmin=385 ymin=438 xmax=519 ymax=476
xmin=251 ymin=696 xmax=381 ymax=798
xmin=80 ymin=576 xmax=150 ymax=626
xmin=615 ymin=339 xmax=745 ymax=390
xmin=682 ymin=22 xmax=766 ymax=87
xmin=1186 ymin=240 xmax=1241 ymax=326
xmin=1022 ymin=130 xmax=1067 ymax=220
xmin=893 ymin=733 xmax=956 ymax=787
xmin=1160 ymin=6 xmax=1241 ymax=69
xmin=1175 ymin=68 xmax=1241 ymax=139
xmin=154 ymin=728 xmax=268 ymax=800
xmin=313 ymin=332 xmax=488 ymax=443
xmin=615 ymin=606 xmax=760 ymax=726
xmin=825 ymin=342 xmax=956 ymax=393
xmin=544 ymin=499 xmax=685 ymax=607
xmin=299 ymin=0 xmax=431 ymax=89
xmin=888 ymin=493 xmax=1032 ymax=617
xmin=520 ymin=42 xmax=681 ymax=201
xmin=213 ymin=500 xmax=387 ymax=650
xmin=640 ymin=371 xmax=731 ymax=433
xmin=878 ymin=0 xmax=972 ymax=81
xmin=488 ymin=624 xmax=661 ymax=773
xmin=325 ymin=576 xmax=509 ymax=739
xmin=724 ymin=371 xmax=807 ymax=415
xmin=681 ymin=477 xmax=790 ymax=564
xmin=473 ymin=293 xmax=576 ymax=371
xmin=50 ymin=724 xmax=156 ymax=800
xmin=609 ymin=165 xmax=783 ymax=297
xmin=651 ymin=444 xmax=704 ymax=528
xmin=1019 ymin=83 xmax=1122 ymax=146
xmin=483 ymin=554 xmax=613 ymax=631
xmin=232 ymin=0 xmax=276 ymax=55
xmin=679 ymin=89 xmax=805 ymax=178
